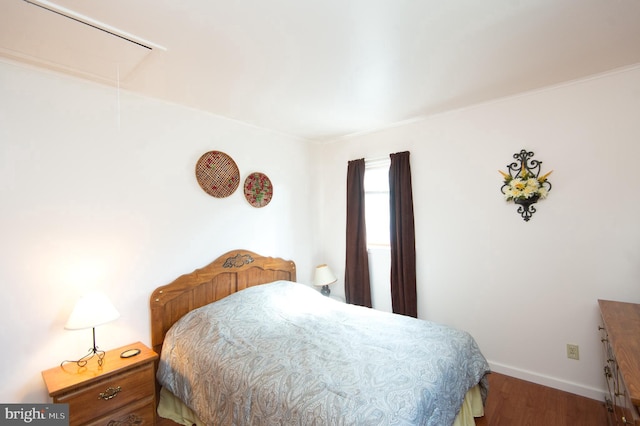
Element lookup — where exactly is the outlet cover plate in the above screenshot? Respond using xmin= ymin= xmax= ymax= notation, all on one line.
xmin=567 ymin=344 xmax=579 ymax=360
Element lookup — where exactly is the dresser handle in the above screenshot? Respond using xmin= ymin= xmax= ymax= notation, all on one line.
xmin=98 ymin=386 xmax=121 ymax=400
xmin=605 ymin=397 xmax=614 ymax=412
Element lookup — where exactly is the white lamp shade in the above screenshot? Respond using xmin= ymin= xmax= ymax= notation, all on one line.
xmin=314 ymin=264 xmax=337 ymax=287
xmin=64 ymin=291 xmax=120 ymax=330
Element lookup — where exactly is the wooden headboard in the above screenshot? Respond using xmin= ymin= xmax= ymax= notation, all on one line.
xmin=150 ymin=249 xmax=296 ymax=355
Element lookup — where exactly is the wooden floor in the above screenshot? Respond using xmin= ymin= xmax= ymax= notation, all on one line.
xmin=476 ymin=372 xmax=608 ymax=426
xmin=157 ymin=372 xmax=609 ymax=426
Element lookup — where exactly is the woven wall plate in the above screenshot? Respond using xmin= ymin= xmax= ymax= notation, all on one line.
xmin=195 ymin=151 xmax=240 ymax=198
xmin=244 ymin=172 xmax=273 ymax=208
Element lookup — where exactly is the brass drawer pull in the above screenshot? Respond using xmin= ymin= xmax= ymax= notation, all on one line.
xmin=98 ymin=386 xmax=121 ymax=400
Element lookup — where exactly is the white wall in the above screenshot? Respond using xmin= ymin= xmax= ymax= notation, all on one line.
xmin=312 ymin=65 xmax=640 ymax=400
xmin=3 ymin=55 xmax=640 ymax=405
xmin=0 ymin=60 xmax=317 ymax=403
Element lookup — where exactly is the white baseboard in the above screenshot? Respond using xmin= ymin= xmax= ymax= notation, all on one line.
xmin=488 ymin=361 xmax=607 ymax=402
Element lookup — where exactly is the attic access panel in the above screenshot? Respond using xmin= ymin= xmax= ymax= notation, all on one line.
xmin=0 ymin=0 xmax=160 ymax=84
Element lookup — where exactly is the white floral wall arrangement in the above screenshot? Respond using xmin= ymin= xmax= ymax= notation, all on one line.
xmin=499 ymin=149 xmax=553 ymax=221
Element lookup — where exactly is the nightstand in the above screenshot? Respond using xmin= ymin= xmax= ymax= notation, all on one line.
xmin=42 ymin=342 xmax=158 ymax=426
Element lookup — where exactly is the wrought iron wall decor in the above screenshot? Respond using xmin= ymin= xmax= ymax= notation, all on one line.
xmin=499 ymin=149 xmax=553 ymax=222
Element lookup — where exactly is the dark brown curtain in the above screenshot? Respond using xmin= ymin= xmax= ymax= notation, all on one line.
xmin=389 ymin=151 xmax=417 ymax=317
xmin=345 ymin=158 xmax=372 ymax=307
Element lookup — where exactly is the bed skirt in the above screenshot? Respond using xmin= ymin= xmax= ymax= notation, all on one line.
xmin=157 ymin=384 xmax=485 ymax=426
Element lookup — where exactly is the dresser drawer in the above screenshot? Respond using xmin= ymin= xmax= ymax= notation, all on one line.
xmin=620 ymin=378 xmax=640 ymax=426
xmin=599 ymin=300 xmax=640 ymax=426
xmin=86 ymin=396 xmax=156 ymax=426
xmin=54 ymin=363 xmax=155 ymax=425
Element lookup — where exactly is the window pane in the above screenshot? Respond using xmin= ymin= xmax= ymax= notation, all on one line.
xmin=365 ymin=166 xmax=389 ymax=192
xmin=364 ymin=161 xmax=390 ymax=247
xmin=365 ymin=192 xmax=390 ymax=245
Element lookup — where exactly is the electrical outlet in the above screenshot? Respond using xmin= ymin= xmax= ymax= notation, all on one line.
xmin=567 ymin=344 xmax=580 ymax=360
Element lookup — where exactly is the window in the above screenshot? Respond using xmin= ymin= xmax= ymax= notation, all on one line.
xmin=364 ymin=159 xmax=390 ymax=247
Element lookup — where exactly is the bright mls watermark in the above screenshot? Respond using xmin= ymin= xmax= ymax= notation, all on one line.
xmin=0 ymin=404 xmax=68 ymax=425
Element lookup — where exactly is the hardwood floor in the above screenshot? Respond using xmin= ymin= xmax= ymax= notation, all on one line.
xmin=477 ymin=372 xmax=608 ymax=426
xmin=156 ymin=372 xmax=609 ymax=425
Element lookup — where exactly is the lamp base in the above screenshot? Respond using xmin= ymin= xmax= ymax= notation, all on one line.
xmin=321 ymin=285 xmax=331 ymax=296
xmin=62 ymin=327 xmax=106 ymax=367
xmin=74 ymin=347 xmax=106 ymax=367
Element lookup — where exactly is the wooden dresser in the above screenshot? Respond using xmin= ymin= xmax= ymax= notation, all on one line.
xmin=599 ymin=300 xmax=640 ymax=425
xmin=42 ymin=342 xmax=158 ymax=426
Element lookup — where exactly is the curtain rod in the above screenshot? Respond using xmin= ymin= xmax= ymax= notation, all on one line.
xmin=365 ymin=156 xmax=390 ymax=168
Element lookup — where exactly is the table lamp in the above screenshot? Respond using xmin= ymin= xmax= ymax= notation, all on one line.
xmin=64 ymin=291 xmax=120 ymax=366
xmin=314 ymin=264 xmax=337 ymax=296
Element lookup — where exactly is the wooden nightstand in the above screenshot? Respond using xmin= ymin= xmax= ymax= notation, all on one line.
xmin=42 ymin=342 xmax=158 ymax=426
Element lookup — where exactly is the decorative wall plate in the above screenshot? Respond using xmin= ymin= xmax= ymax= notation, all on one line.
xmin=195 ymin=151 xmax=240 ymax=198
xmin=244 ymin=172 xmax=273 ymax=208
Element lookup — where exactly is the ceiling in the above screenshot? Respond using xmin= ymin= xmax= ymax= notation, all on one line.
xmin=2 ymin=0 xmax=640 ymax=141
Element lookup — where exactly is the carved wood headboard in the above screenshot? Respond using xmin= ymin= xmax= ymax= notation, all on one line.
xmin=149 ymin=249 xmax=296 ymax=355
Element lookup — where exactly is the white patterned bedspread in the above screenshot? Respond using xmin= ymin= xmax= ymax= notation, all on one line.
xmin=157 ymin=281 xmax=490 ymax=426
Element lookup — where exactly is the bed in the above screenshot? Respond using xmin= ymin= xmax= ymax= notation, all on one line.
xmin=150 ymin=249 xmax=490 ymax=426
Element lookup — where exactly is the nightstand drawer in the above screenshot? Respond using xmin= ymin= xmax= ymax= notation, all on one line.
xmin=86 ymin=395 xmax=156 ymax=426
xmin=55 ymin=363 xmax=155 ymax=425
